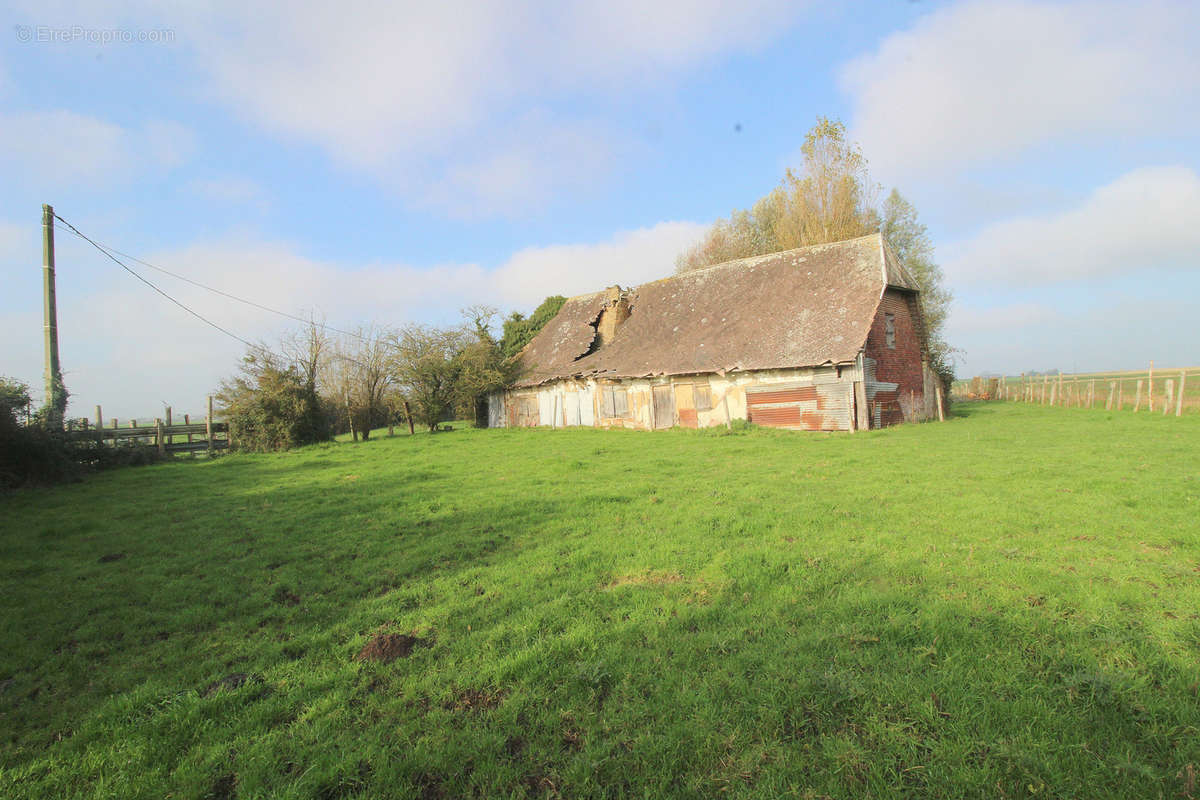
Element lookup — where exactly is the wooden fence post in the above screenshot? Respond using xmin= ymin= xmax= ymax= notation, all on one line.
xmin=155 ymin=418 xmax=165 ymax=456
xmin=935 ymin=382 xmax=945 ymax=422
xmin=1050 ymin=381 xmax=1057 ymax=406
xmin=184 ymin=414 xmax=192 ymax=446
xmin=1134 ymin=380 xmax=1143 ymax=412
xmin=206 ymin=396 xmax=214 ymax=455
xmin=1164 ymin=380 xmax=1174 ymax=416
xmin=854 ymin=380 xmax=868 ymax=430
xmin=165 ymin=406 xmax=172 ymax=447
xmin=1118 ymin=381 xmax=1123 ymax=411
xmin=1088 ymin=379 xmax=1095 ymax=408
xmin=1106 ymin=382 xmax=1115 ymax=411
xmin=1148 ymin=361 xmax=1154 ymax=412
xmin=1178 ymin=371 xmax=1187 ymax=417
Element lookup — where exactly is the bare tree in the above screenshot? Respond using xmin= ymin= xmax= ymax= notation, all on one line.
xmin=280 ymin=309 xmax=329 ymax=394
xmin=389 ymin=324 xmax=470 ymax=432
xmin=773 ymin=117 xmax=879 ymax=249
xmin=676 ymin=117 xmax=879 ymax=273
xmin=324 ymin=324 xmax=395 ymax=441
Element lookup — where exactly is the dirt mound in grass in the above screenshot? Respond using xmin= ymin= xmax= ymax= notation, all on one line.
xmin=443 ymin=687 xmax=505 ymax=712
xmin=355 ymin=633 xmax=425 ymax=663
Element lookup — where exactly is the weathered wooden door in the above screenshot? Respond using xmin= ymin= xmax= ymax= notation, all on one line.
xmin=652 ymin=385 xmax=675 ymax=429
xmin=674 ymin=383 xmax=697 ymax=428
xmin=564 ymin=391 xmax=581 ymax=427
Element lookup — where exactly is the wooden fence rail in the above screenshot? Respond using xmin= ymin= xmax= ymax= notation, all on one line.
xmin=65 ymin=396 xmax=229 ymax=455
xmin=951 ymin=367 xmax=1198 ymax=417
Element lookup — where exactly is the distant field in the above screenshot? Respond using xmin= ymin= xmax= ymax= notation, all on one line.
xmin=956 ymin=366 xmax=1200 ymax=413
xmin=2 ymin=404 xmax=1198 ymax=799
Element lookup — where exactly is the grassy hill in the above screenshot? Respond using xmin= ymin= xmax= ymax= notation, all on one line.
xmin=1 ymin=403 xmax=1197 ymax=798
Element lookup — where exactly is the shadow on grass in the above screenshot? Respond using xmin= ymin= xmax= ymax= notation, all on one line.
xmin=352 ymin=553 xmax=1196 ymax=799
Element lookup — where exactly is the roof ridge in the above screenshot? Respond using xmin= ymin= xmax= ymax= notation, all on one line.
xmin=644 ymin=232 xmax=883 ymax=286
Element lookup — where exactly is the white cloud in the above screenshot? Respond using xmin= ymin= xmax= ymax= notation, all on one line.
xmin=0 ymin=220 xmax=27 ymax=260
xmin=141 ymin=120 xmax=197 ymax=169
xmin=187 ymin=175 xmax=269 ymax=209
xmin=421 ymin=112 xmax=630 ymax=218
xmin=947 ymin=296 xmax=1198 ymax=376
xmin=172 ymin=0 xmax=807 ymax=214
xmin=493 ymin=220 xmax=709 ymax=305
xmin=6 ymin=0 xmax=809 ymax=215
xmin=940 ymin=165 xmax=1200 ymax=286
xmin=0 ymin=218 xmax=706 ymax=415
xmin=0 ymin=111 xmax=194 ymax=187
xmin=841 ymin=0 xmax=1200 ymax=181
xmin=188 ymin=1 xmax=801 ymax=157
xmin=946 ymin=301 xmax=1057 ymax=335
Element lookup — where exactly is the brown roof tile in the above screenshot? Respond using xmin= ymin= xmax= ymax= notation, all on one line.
xmin=514 ymin=233 xmax=912 ymax=386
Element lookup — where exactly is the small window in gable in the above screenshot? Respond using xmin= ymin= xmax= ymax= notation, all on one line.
xmin=885 ymin=313 xmax=896 ymax=349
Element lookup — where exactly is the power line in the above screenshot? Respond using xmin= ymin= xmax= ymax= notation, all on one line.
xmin=52 ymin=215 xmax=367 ymax=341
xmin=52 ymin=213 xmax=263 ymax=351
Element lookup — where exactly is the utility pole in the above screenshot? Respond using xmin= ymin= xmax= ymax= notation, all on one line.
xmin=42 ymin=204 xmax=66 ymax=427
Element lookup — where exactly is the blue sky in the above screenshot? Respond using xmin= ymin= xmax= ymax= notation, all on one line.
xmin=2 ymin=0 xmax=1197 ymax=417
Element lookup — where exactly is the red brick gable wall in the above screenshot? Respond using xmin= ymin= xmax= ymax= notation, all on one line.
xmin=864 ymin=289 xmax=926 ymax=425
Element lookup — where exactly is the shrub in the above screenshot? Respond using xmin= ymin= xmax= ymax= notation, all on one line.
xmin=0 ymin=378 xmax=78 ymax=488
xmin=218 ymin=358 xmax=331 ymax=452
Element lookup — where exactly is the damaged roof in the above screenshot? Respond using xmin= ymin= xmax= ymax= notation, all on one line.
xmin=514 ymin=232 xmax=916 ymax=386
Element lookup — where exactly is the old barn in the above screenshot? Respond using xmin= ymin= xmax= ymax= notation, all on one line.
xmin=488 ymin=233 xmax=942 ymax=432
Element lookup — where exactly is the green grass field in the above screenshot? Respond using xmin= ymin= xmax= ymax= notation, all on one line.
xmin=2 ymin=403 xmax=1198 ymax=799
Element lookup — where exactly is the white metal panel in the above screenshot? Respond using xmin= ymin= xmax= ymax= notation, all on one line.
xmin=564 ymin=391 xmax=581 ymax=426
xmin=538 ymin=390 xmax=555 ymax=426
xmin=579 ymin=385 xmax=595 ymax=427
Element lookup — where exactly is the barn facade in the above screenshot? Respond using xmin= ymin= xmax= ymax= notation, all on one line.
xmin=488 ymin=233 xmax=942 ymax=432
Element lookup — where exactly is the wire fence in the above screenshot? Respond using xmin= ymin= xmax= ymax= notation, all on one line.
xmin=952 ymin=367 xmax=1199 ymax=416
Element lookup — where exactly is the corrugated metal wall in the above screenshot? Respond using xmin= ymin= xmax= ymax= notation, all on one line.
xmin=745 ymin=381 xmax=853 ymax=431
